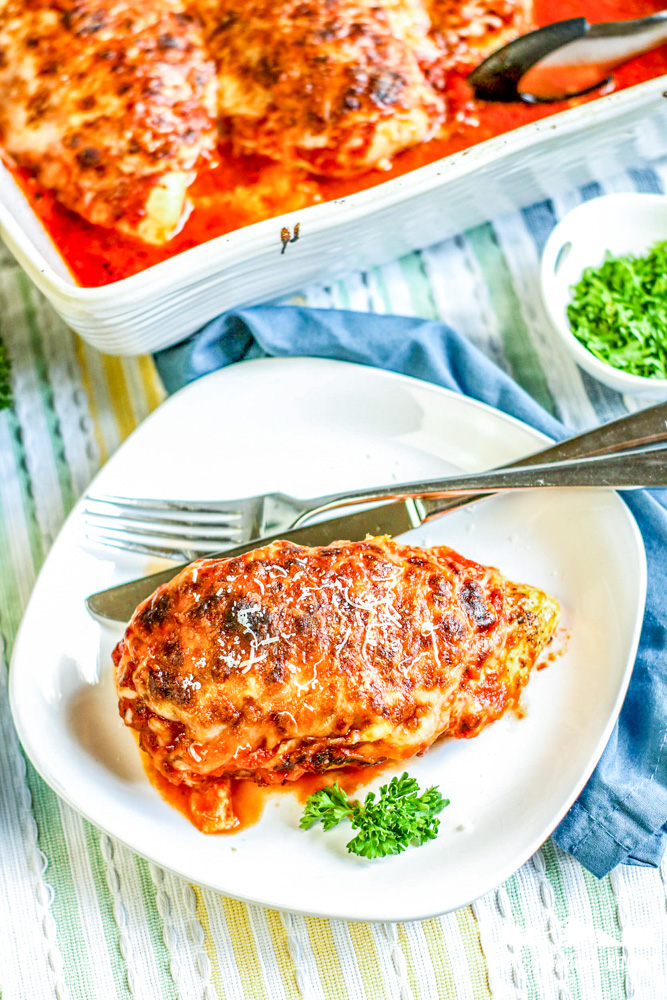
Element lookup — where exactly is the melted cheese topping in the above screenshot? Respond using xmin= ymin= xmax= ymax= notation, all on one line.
xmin=114 ymin=536 xmax=560 ymax=832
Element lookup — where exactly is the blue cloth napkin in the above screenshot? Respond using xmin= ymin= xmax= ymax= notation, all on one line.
xmin=155 ymin=306 xmax=667 ymax=878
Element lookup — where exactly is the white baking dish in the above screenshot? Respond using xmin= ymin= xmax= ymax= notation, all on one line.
xmin=2 ymin=76 xmax=667 ymax=356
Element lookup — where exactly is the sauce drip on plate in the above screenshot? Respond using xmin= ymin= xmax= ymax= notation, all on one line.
xmin=143 ymin=751 xmax=391 ymax=834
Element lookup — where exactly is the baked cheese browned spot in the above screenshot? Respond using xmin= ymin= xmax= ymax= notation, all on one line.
xmin=0 ymin=0 xmax=217 ymax=243
xmin=192 ymin=0 xmax=533 ymax=176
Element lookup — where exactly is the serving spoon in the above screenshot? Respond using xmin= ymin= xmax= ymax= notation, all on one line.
xmin=468 ymin=12 xmax=667 ymax=103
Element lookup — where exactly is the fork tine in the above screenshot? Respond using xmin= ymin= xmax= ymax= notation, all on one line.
xmin=87 ymin=493 xmax=246 ymax=518
xmin=85 ymin=531 xmax=203 ymax=562
xmin=85 ymin=510 xmax=244 ymax=540
xmin=85 ymin=502 xmax=243 ymax=527
xmin=85 ymin=517 xmax=242 ymax=546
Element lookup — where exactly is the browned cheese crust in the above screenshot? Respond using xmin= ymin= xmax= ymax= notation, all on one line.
xmin=194 ymin=0 xmax=533 ymax=175
xmin=194 ymin=0 xmax=447 ymax=176
xmin=0 ymin=0 xmax=532 ymax=238
xmin=114 ymin=536 xmax=559 ymax=830
xmin=0 ymin=0 xmax=217 ymax=242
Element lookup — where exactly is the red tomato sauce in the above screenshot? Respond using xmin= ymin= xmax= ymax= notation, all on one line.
xmin=13 ymin=0 xmax=667 ymax=287
xmin=143 ymin=749 xmax=391 ymax=834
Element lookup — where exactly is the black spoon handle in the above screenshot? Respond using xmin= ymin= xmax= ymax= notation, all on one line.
xmin=469 ymin=12 xmax=667 ymax=103
xmin=468 ymin=18 xmax=587 ymax=101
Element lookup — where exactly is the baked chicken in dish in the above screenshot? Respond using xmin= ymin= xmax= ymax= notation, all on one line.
xmin=0 ymin=0 xmax=217 ymax=243
xmin=0 ymin=0 xmax=531 ymax=241
xmin=114 ymin=536 xmax=559 ymax=833
xmin=179 ymin=0 xmax=533 ymax=175
xmin=195 ymin=0 xmax=448 ymax=176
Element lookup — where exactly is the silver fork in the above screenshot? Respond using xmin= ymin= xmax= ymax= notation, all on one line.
xmin=84 ymin=401 xmax=667 ymax=561
xmin=84 ymin=491 xmax=316 ymax=560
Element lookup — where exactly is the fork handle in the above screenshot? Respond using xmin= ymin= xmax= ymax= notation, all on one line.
xmin=414 ymin=444 xmax=667 ymax=508
xmin=294 ymin=402 xmax=667 ymax=524
xmin=420 ymin=402 xmax=667 ymax=519
xmin=303 ymin=443 xmax=667 ymax=517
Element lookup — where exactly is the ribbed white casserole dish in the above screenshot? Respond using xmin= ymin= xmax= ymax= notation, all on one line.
xmin=1 ymin=76 xmax=667 ymax=356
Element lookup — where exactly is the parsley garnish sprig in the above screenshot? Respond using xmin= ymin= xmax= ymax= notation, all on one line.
xmin=566 ymin=241 xmax=667 ymax=380
xmin=300 ymin=773 xmax=449 ymax=859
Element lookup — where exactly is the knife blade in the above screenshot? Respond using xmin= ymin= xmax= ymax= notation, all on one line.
xmin=85 ymin=500 xmax=422 ymax=624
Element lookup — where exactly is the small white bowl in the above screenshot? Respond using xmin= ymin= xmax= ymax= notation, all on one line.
xmin=540 ymin=192 xmax=667 ymax=398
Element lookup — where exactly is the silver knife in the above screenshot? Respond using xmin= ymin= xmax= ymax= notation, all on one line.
xmin=86 ymin=399 xmax=667 ymax=624
xmin=86 ymin=436 xmax=667 ymax=624
xmin=86 ymin=501 xmax=420 ymax=624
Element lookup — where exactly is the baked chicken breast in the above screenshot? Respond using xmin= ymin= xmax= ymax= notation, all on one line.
xmin=0 ymin=0 xmax=532 ymax=238
xmin=195 ymin=0 xmax=532 ymax=175
xmin=0 ymin=0 xmax=217 ymax=243
xmin=114 ymin=536 xmax=559 ymax=833
xmin=194 ymin=0 xmax=447 ymax=176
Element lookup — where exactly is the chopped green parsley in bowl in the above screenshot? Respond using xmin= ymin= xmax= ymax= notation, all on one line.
xmin=540 ymin=193 xmax=667 ymax=398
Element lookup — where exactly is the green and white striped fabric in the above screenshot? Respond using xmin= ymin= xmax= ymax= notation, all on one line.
xmin=2 ymin=161 xmax=667 ymax=1000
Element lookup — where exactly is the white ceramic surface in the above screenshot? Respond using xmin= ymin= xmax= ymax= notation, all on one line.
xmin=10 ymin=359 xmax=646 ymax=922
xmin=2 ymin=77 xmax=667 ymax=354
xmin=540 ymin=192 xmax=667 ymax=397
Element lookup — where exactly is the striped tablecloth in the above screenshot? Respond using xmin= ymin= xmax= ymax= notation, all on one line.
xmin=2 ymin=161 xmax=667 ymax=1000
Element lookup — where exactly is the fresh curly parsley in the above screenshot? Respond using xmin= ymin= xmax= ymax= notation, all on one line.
xmin=0 ymin=337 xmax=11 ymax=411
xmin=300 ymin=773 xmax=449 ymax=859
xmin=566 ymin=240 xmax=667 ymax=380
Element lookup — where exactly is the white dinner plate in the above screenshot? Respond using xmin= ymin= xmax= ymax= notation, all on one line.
xmin=10 ymin=358 xmax=646 ymax=922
